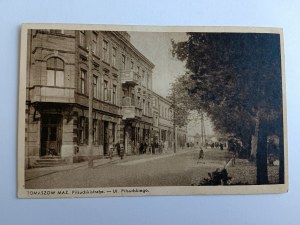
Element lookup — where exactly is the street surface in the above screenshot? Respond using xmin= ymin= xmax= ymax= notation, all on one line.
xmin=25 ymin=148 xmax=279 ymax=189
xmin=25 ymin=148 xmax=230 ymax=188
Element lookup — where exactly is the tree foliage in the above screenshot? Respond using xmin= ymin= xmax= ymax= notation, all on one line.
xmin=172 ymin=33 xmax=282 ymax=137
xmin=171 ymin=32 xmax=284 ymax=184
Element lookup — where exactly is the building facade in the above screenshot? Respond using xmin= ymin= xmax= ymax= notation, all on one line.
xmin=25 ymin=29 xmax=186 ymax=168
xmin=152 ymin=93 xmax=175 ymax=151
xmin=119 ymin=33 xmax=155 ymax=155
xmin=25 ymin=29 xmax=154 ymax=168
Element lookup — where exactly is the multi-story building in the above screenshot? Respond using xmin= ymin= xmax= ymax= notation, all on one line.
xmin=25 ymin=29 xmax=154 ymax=168
xmin=120 ymin=34 xmax=155 ymax=154
xmin=152 ymin=93 xmax=175 ymax=151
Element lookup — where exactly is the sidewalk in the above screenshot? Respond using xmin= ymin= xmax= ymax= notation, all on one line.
xmin=25 ymin=147 xmax=192 ymax=181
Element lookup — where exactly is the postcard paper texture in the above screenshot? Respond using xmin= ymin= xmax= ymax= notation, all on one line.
xmin=18 ymin=24 xmax=288 ymax=198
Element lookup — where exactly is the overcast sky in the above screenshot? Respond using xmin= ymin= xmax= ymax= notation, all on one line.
xmin=128 ymin=32 xmax=215 ymax=137
xmin=128 ymin=32 xmax=187 ymax=97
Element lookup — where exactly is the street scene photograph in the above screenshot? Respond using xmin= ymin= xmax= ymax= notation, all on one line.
xmin=19 ymin=25 xmax=287 ymax=196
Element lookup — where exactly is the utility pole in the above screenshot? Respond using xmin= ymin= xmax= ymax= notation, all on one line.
xmin=87 ymin=31 xmax=94 ymax=168
xmin=173 ymin=91 xmax=176 ymax=153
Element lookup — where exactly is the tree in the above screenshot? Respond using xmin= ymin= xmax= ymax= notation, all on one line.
xmin=167 ymin=75 xmax=197 ymax=127
xmin=171 ymin=32 xmax=284 ymax=184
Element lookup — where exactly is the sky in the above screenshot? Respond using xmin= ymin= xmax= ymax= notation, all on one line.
xmin=128 ymin=32 xmax=187 ymax=97
xmin=128 ymin=32 xmax=215 ymax=136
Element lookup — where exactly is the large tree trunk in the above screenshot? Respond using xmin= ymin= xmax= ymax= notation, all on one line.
xmin=250 ymin=111 xmax=260 ymax=160
xmin=256 ymin=120 xmax=268 ymax=184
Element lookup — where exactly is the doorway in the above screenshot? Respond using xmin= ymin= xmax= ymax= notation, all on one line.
xmin=40 ymin=114 xmax=62 ymax=157
xmin=103 ymin=121 xmax=109 ymax=155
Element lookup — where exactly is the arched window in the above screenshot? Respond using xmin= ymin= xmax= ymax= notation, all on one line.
xmin=46 ymin=57 xmax=64 ymax=87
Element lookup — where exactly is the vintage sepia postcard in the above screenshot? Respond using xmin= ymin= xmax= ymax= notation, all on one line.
xmin=18 ymin=24 xmax=288 ymax=198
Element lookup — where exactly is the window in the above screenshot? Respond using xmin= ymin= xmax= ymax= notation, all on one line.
xmin=112 ymin=85 xmax=117 ymax=105
xmin=137 ymin=96 xmax=141 ymax=108
xmin=78 ymin=117 xmax=88 ymax=145
xmin=131 ymin=93 xmax=135 ymax=106
xmin=104 ymin=80 xmax=108 ymax=101
xmin=93 ymin=75 xmax=98 ymax=98
xmin=137 ymin=66 xmax=140 ymax=75
xmin=122 ymin=54 xmax=126 ymax=70
xmin=97 ymin=75 xmax=101 ymax=99
xmin=102 ymin=40 xmax=109 ymax=62
xmin=46 ymin=57 xmax=64 ymax=87
xmin=131 ymin=61 xmax=134 ymax=70
xmin=142 ymin=70 xmax=145 ymax=86
xmin=148 ymin=102 xmax=150 ymax=116
xmin=147 ymin=73 xmax=150 ymax=89
xmin=112 ymin=123 xmax=116 ymax=143
xmin=112 ymin=47 xmax=117 ymax=67
xmin=92 ymin=32 xmax=97 ymax=54
xmin=143 ymin=99 xmax=146 ymax=115
xmin=79 ymin=31 xmax=86 ymax=48
xmin=93 ymin=119 xmax=98 ymax=145
xmin=80 ymin=69 xmax=86 ymax=94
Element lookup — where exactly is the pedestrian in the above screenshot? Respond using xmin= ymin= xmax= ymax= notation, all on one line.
xmin=143 ymin=141 xmax=147 ymax=154
xmin=158 ymin=140 xmax=163 ymax=154
xmin=154 ymin=141 xmax=159 ymax=154
xmin=197 ymin=147 xmax=204 ymax=163
xmin=115 ymin=142 xmax=121 ymax=156
xmin=120 ymin=144 xmax=125 ymax=160
xmin=139 ymin=142 xmax=144 ymax=154
xmin=151 ymin=140 xmax=155 ymax=154
xmin=109 ymin=145 xmax=114 ymax=160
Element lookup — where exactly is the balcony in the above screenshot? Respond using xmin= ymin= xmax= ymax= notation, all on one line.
xmin=121 ymin=97 xmax=142 ymax=120
xmin=29 ymin=86 xmax=75 ymax=103
xmin=121 ymin=70 xmax=140 ymax=86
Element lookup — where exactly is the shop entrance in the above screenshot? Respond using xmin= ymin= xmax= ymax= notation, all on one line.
xmin=40 ymin=114 xmax=62 ymax=157
xmin=103 ymin=121 xmax=109 ymax=155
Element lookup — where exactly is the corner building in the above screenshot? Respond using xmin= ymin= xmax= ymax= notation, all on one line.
xmin=25 ymin=29 xmax=154 ymax=168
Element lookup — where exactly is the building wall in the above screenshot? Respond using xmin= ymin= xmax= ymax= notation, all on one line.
xmin=152 ymin=93 xmax=175 ymax=150
xmin=25 ymin=29 xmax=155 ymax=167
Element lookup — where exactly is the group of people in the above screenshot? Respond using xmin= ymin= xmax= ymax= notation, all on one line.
xmin=138 ymin=140 xmax=165 ymax=155
xmin=109 ymin=139 xmax=166 ymax=160
xmin=109 ymin=142 xmax=125 ymax=160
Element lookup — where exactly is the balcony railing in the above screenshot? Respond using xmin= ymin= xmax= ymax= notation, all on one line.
xmin=122 ymin=97 xmax=142 ymax=108
xmin=29 ymin=86 xmax=75 ymax=103
xmin=121 ymin=70 xmax=140 ymax=86
xmin=121 ymin=97 xmax=142 ymax=120
xmin=121 ymin=106 xmax=142 ymax=120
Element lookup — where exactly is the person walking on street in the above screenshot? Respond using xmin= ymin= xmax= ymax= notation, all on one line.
xmin=120 ymin=144 xmax=125 ymax=160
xmin=197 ymin=147 xmax=204 ymax=163
xmin=115 ymin=142 xmax=121 ymax=156
xmin=109 ymin=145 xmax=114 ymax=160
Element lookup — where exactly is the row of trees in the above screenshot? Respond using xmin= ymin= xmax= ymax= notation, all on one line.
xmin=170 ymin=32 xmax=284 ymax=184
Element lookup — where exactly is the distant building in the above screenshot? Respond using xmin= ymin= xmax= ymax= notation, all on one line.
xmin=176 ymin=126 xmax=188 ymax=148
xmin=194 ymin=133 xmax=201 ymax=146
xmin=187 ymin=135 xmax=195 ymax=144
xmin=153 ymin=93 xmax=175 ymax=151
